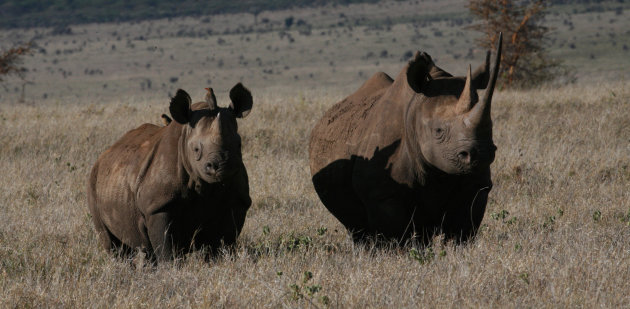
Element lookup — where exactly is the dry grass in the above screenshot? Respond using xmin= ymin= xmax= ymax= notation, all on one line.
xmin=1 ymin=80 xmax=629 ymax=307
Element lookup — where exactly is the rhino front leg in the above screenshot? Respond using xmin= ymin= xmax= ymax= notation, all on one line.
xmin=146 ymin=212 xmax=174 ymax=261
xmin=364 ymin=197 xmax=416 ymax=243
xmin=442 ymin=186 xmax=489 ymax=243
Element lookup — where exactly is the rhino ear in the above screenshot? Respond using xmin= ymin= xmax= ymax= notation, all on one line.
xmin=169 ymin=89 xmax=192 ymax=124
xmin=406 ymin=51 xmax=433 ymax=93
xmin=229 ymin=83 xmax=253 ymax=118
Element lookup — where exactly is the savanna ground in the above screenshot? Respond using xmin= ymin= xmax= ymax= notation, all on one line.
xmin=1 ymin=0 xmax=630 ymax=307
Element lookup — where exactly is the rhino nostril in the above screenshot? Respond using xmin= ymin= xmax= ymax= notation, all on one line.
xmin=458 ymin=151 xmax=470 ymax=163
xmin=205 ymin=162 xmax=216 ymax=174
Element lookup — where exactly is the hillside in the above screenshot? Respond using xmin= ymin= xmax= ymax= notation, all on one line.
xmin=2 ymin=0 xmax=628 ymax=29
xmin=1 ymin=0 xmax=381 ymax=29
xmin=0 ymin=0 xmax=628 ymax=105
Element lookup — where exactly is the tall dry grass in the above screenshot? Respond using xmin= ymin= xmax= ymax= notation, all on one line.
xmin=1 ymin=80 xmax=629 ymax=307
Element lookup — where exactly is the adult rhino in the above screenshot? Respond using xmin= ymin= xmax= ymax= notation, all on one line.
xmin=88 ymin=84 xmax=253 ymax=261
xmin=309 ymin=34 xmax=502 ymax=244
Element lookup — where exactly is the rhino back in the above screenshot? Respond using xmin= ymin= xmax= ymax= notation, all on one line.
xmin=90 ymin=123 xmax=169 ymax=247
xmin=309 ymin=72 xmax=393 ymax=173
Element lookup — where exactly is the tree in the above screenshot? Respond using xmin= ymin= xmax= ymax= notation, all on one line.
xmin=0 ymin=42 xmax=32 ymax=82
xmin=1 ymin=42 xmax=33 ymax=102
xmin=468 ymin=0 xmax=567 ymax=88
xmin=285 ymin=16 xmax=294 ymax=28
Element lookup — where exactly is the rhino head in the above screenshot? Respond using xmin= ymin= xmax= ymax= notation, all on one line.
xmin=405 ymin=34 xmax=502 ymax=176
xmin=169 ymin=83 xmax=253 ymax=184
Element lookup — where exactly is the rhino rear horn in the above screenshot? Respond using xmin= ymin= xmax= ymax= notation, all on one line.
xmin=169 ymin=89 xmax=192 ymax=124
xmin=455 ymin=65 xmax=478 ymax=115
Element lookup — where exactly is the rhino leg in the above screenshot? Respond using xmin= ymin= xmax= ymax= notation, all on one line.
xmin=194 ymin=170 xmax=251 ymax=256
xmin=146 ymin=212 xmax=174 ymax=261
xmin=91 ymin=211 xmax=118 ymax=251
xmin=136 ymin=216 xmax=157 ymax=262
xmin=312 ymin=159 xmax=368 ymax=241
xmin=440 ymin=186 xmax=489 ymax=243
xmin=361 ymin=197 xmax=417 ymax=243
xmin=90 ymin=210 xmax=140 ymax=258
xmin=192 ymin=208 xmax=244 ymax=256
xmin=88 ymin=176 xmax=126 ymax=253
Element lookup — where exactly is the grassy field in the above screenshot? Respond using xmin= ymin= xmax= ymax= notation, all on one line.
xmin=1 ymin=0 xmax=630 ymax=307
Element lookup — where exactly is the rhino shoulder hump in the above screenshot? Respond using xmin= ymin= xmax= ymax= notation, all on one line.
xmin=355 ymin=72 xmax=393 ymax=95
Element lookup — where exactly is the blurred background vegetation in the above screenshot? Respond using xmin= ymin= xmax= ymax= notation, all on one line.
xmin=0 ymin=0 xmax=383 ymax=28
xmin=1 ymin=0 xmax=625 ymax=29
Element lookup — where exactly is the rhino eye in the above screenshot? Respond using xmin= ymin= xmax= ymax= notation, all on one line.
xmin=193 ymin=142 xmax=202 ymax=161
xmin=433 ymin=127 xmax=445 ymax=139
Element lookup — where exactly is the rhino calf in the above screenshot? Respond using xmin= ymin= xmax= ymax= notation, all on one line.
xmin=309 ymin=35 xmax=503 ymax=244
xmin=87 ymin=84 xmax=253 ymax=261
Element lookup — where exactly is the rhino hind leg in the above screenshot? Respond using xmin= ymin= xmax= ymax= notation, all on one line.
xmin=91 ymin=212 xmax=136 ymax=256
xmin=91 ymin=214 xmax=116 ymax=250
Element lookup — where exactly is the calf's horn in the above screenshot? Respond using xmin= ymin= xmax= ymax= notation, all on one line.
xmin=210 ymin=111 xmax=223 ymax=139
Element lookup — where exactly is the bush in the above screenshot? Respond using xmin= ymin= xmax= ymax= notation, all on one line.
xmin=468 ymin=0 xmax=572 ymax=88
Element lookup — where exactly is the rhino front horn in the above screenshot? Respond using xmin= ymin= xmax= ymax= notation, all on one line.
xmin=210 ymin=111 xmax=223 ymax=138
xmin=465 ymin=32 xmax=503 ymax=127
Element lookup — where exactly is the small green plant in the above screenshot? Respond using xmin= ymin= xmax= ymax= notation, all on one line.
xmin=284 ymin=234 xmax=312 ymax=251
xmin=303 ymin=271 xmax=313 ymax=282
xmin=491 ymin=209 xmax=510 ymax=221
xmin=316 ymin=226 xmax=328 ymax=236
xmin=556 ymin=208 xmax=564 ymax=217
xmin=519 ymin=272 xmax=530 ymax=284
xmin=506 ymin=217 xmax=518 ymax=225
xmin=289 ymin=283 xmax=302 ymax=301
xmin=592 ymin=210 xmax=602 ymax=222
xmin=288 ymin=270 xmax=328 ymax=305
xmin=491 ymin=209 xmax=517 ymax=225
xmin=619 ymin=208 xmax=630 ymax=225
xmin=543 ymin=215 xmax=556 ymax=229
xmin=25 ymin=186 xmax=39 ymax=205
xmin=320 ymin=295 xmax=331 ymax=306
xmin=409 ymin=247 xmax=435 ymax=265
xmin=305 ymin=284 xmax=322 ymax=297
xmin=262 ymin=225 xmax=270 ymax=236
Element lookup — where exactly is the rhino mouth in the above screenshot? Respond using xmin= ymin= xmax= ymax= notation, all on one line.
xmin=204 ymin=158 xmax=238 ymax=183
xmin=203 ymin=153 xmax=239 ymax=182
xmin=445 ymin=143 xmax=496 ymax=175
